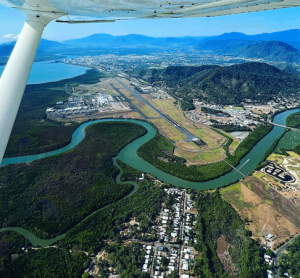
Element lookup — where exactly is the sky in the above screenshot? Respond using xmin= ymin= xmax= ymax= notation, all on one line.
xmin=0 ymin=3 xmax=300 ymax=43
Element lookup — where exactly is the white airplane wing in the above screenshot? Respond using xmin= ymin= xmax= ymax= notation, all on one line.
xmin=0 ymin=0 xmax=299 ymax=22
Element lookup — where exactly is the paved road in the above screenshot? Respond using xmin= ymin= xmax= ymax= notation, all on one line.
xmin=116 ymin=78 xmax=203 ymax=143
xmin=273 ymin=234 xmax=300 ymax=278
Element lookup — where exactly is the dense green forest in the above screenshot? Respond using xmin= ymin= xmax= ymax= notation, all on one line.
xmin=192 ymin=190 xmax=267 ymax=277
xmin=202 ymin=107 xmax=230 ymax=117
xmin=0 ymin=231 xmax=31 ymax=271
xmin=59 ymin=180 xmax=164 ymax=251
xmin=180 ymin=100 xmax=195 ymax=111
xmin=137 ymin=124 xmax=273 ymax=182
xmin=0 ymin=247 xmax=90 ymax=278
xmin=0 ymin=175 xmax=271 ymax=277
xmin=0 ymin=122 xmax=146 ymax=238
xmin=5 ymin=69 xmax=105 ymax=157
xmin=116 ymin=159 xmax=143 ymax=182
xmin=135 ymin=63 xmax=300 ymax=105
xmin=212 ymin=124 xmax=251 ymax=133
xmin=293 ymin=144 xmax=300 ymax=155
xmin=279 ymin=236 xmax=300 ymax=277
xmin=286 ymin=111 xmax=300 ymax=128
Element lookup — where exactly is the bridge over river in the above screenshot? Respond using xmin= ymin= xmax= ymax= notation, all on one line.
xmin=271 ymin=122 xmax=300 ymax=132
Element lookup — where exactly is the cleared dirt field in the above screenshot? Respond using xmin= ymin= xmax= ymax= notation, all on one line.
xmin=221 ymin=181 xmax=299 ymax=247
xmin=217 ymin=235 xmax=238 ymax=277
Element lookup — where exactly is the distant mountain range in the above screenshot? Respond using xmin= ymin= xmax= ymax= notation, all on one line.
xmin=134 ymin=62 xmax=300 ymax=104
xmin=63 ymin=33 xmax=205 ymax=47
xmin=0 ymin=39 xmax=66 ymax=64
xmin=63 ymin=29 xmax=300 ymax=49
xmin=197 ymin=40 xmax=300 ymax=64
xmin=2 ymin=29 xmax=300 ymax=65
xmin=0 ymin=39 xmax=63 ymax=57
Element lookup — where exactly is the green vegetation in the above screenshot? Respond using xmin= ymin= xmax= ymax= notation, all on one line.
xmin=0 ymin=247 xmax=90 ymax=278
xmin=293 ymin=144 xmax=300 ymax=155
xmin=180 ymin=100 xmax=195 ymax=111
xmin=275 ymin=130 xmax=300 ymax=154
xmin=136 ymin=63 xmax=300 ymax=105
xmin=137 ymin=124 xmax=273 ymax=182
xmin=98 ymin=242 xmax=150 ymax=278
xmin=116 ymin=159 xmax=143 ymax=182
xmin=202 ymin=107 xmax=230 ymax=117
xmin=5 ymin=70 xmax=104 ymax=157
xmin=255 ymin=128 xmax=288 ymax=170
xmin=192 ymin=190 xmax=267 ymax=277
xmin=0 ymin=231 xmax=31 ymax=271
xmin=212 ymin=123 xmax=251 ymax=132
xmin=220 ymin=182 xmax=253 ymax=211
xmin=286 ymin=111 xmax=300 ymax=128
xmin=59 ymin=180 xmax=164 ymax=251
xmin=279 ymin=235 xmax=300 ymax=277
xmin=0 ymin=122 xmax=146 ymax=239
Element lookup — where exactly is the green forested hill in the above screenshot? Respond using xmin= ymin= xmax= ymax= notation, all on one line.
xmin=135 ymin=62 xmax=300 ymax=104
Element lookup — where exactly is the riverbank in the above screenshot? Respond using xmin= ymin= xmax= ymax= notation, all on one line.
xmin=1 ymin=109 xmax=299 ymax=246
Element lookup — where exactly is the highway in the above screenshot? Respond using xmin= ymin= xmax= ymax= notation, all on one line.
xmin=115 ymin=78 xmax=203 ymax=143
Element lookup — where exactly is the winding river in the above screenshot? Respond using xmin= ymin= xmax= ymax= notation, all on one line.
xmin=0 ymin=108 xmax=299 ymax=246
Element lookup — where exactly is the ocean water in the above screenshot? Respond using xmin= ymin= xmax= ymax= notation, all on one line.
xmin=0 ymin=60 xmax=90 ymax=84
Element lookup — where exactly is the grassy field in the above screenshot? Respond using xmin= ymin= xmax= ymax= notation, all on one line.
xmin=220 ymin=182 xmax=253 ymax=212
xmin=267 ymin=153 xmax=286 ymax=165
xmin=151 ymin=119 xmax=185 ymax=142
xmin=132 ymin=100 xmax=160 ymax=118
xmin=229 ymin=140 xmax=239 ymax=153
xmin=224 ymin=107 xmax=243 ymax=110
xmin=174 ymin=149 xmax=207 ymax=164
xmin=214 ymin=128 xmax=240 ymax=154
xmin=201 ymin=150 xmax=224 ymax=162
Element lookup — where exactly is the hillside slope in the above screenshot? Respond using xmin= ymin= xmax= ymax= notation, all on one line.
xmin=136 ymin=62 xmax=300 ymax=104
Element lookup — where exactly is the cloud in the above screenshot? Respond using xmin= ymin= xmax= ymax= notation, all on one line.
xmin=3 ymin=33 xmax=20 ymax=40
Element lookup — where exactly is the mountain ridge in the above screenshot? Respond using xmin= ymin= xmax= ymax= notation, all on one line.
xmin=134 ymin=62 xmax=300 ymax=105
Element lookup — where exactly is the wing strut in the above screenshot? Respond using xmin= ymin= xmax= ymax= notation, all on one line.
xmin=0 ymin=8 xmax=66 ymax=164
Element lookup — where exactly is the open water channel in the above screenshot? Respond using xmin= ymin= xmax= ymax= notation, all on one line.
xmin=0 ymin=59 xmax=89 ymax=84
xmin=0 ymin=108 xmax=299 ymax=245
